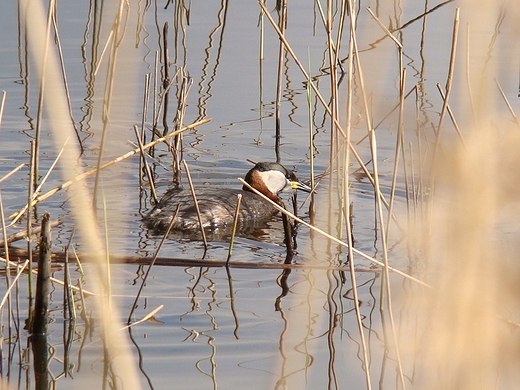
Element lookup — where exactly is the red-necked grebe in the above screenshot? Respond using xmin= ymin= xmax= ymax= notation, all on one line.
xmin=143 ymin=162 xmax=311 ymax=232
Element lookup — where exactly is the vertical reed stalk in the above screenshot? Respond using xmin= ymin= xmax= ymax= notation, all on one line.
xmin=351 ymin=7 xmax=406 ymax=388
xmin=345 ymin=1 xmax=372 ymax=387
xmin=162 ymin=22 xmax=170 ymax=136
xmin=431 ymin=8 xmax=460 ymax=170
xmin=151 ymin=51 xmax=160 ymax=143
xmin=274 ymin=0 xmax=287 ymax=162
xmin=33 ymin=0 xmax=56 ymax=189
xmin=0 ymin=190 xmax=14 ymax=370
xmin=27 ymin=141 xmax=36 ymax=302
xmin=93 ymin=0 xmax=129 ymax=208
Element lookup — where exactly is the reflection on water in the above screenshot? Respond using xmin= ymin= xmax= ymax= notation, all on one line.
xmin=1 ymin=0 xmax=520 ymax=389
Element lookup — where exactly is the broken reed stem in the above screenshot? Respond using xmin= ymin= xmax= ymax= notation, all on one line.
xmin=239 ymin=178 xmax=428 ymax=287
xmin=31 ymin=212 xmax=51 ymax=335
xmin=8 ymin=118 xmax=210 ymax=221
xmin=133 ymin=124 xmax=157 ymax=203
xmin=121 ymin=305 xmax=164 ymax=329
xmin=0 ymin=219 xmax=62 ymax=247
xmin=127 ymin=205 xmax=179 ymax=324
xmin=495 ymin=78 xmax=520 ymax=130
xmin=182 ymin=160 xmax=208 ymax=251
xmin=226 ymin=194 xmax=243 ymax=265
xmin=436 ymin=83 xmax=465 ymax=145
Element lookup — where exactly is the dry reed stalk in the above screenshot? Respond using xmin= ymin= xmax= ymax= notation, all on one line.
xmin=182 ymin=160 xmax=208 ymax=250
xmin=127 ymin=205 xmax=179 ymax=324
xmin=342 ymin=3 xmax=372 ymax=387
xmin=151 ymin=51 xmax=160 ymax=141
xmin=33 ymin=0 xmax=55 ymax=186
xmin=226 ymin=194 xmax=242 ymax=264
xmin=51 ymin=6 xmax=80 ymax=146
xmin=138 ymin=73 xmax=152 ymax=188
xmin=465 ymin=22 xmax=476 ymax=124
xmin=133 ymin=125 xmax=157 ymax=203
xmin=240 ymin=178 xmax=428 ymax=287
xmin=93 ymin=30 xmax=114 ymax=76
xmin=27 ymin=140 xmax=36 ymax=299
xmin=385 ymin=67 xmax=406 ymax=245
xmin=0 ymin=163 xmax=26 ymax=185
xmin=0 ymin=255 xmax=95 ymax=297
xmin=171 ymin=72 xmax=191 ymax=180
xmin=0 ymin=90 xmax=6 ymax=129
xmin=495 ymin=78 xmax=520 ymax=129
xmin=0 ymin=190 xmax=14 ymax=342
xmin=274 ymin=0 xmax=287 ymax=161
xmin=367 ymin=7 xmax=407 ymax=247
xmin=0 ymin=260 xmax=29 ymax=311
xmin=4 ymin=246 xmax=384 ymax=273
xmin=8 ymin=118 xmax=209 ymax=221
xmin=0 ymin=219 xmax=61 ymax=247
xmin=121 ymin=305 xmax=164 ymax=329
xmin=92 ymin=0 xmax=130 ymax=210
xmin=390 ymin=0 xmax=455 ymax=32
xmin=325 ymin=0 xmax=339 ymax=177
xmin=162 ymin=22 xmax=170 ymax=136
xmin=431 ymin=8 xmax=460 ymax=168
xmin=63 ymin=230 xmax=75 ymax=320
xmin=10 ymin=138 xmax=69 ymax=225
xmin=355 ymin=86 xmax=416 ymax=146
xmin=436 ymin=83 xmax=465 ymax=144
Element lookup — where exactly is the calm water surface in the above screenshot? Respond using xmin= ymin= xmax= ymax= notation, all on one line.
xmin=1 ymin=1 xmax=519 ymax=389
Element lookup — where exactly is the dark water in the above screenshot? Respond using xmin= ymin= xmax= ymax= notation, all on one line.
xmin=1 ymin=0 xmax=519 ymax=389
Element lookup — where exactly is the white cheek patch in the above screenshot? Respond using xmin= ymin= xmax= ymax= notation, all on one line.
xmin=257 ymin=170 xmax=290 ymax=194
